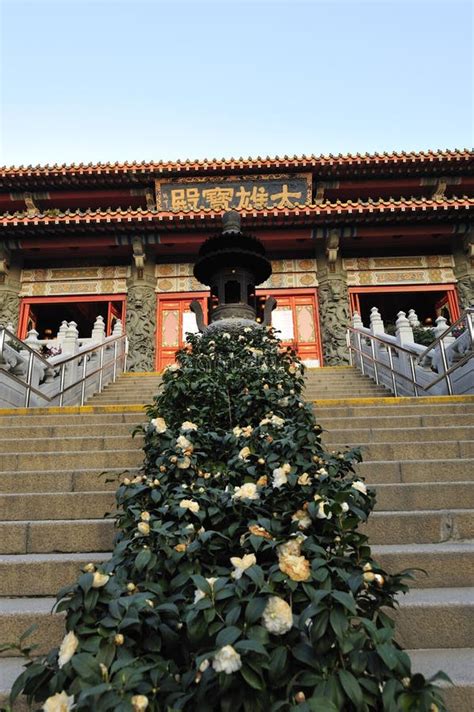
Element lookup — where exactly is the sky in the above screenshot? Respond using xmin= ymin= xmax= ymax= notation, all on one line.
xmin=0 ymin=0 xmax=472 ymax=167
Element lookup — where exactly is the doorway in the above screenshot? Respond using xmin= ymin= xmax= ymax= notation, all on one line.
xmin=348 ymin=284 xmax=460 ymax=329
xmin=18 ymin=295 xmax=126 ymax=340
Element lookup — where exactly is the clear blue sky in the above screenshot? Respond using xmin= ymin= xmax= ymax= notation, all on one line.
xmin=0 ymin=0 xmax=472 ymax=166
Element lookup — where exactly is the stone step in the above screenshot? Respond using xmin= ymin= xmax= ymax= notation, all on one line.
xmin=0 ymin=422 xmax=140 ymax=439
xmin=314 ymin=402 xmax=474 ymax=417
xmin=0 ymin=518 xmax=115 ymax=554
xmin=374 ymin=482 xmax=474 ymax=512
xmin=328 ymin=439 xmax=474 ymax=460
xmin=320 ymin=413 xmax=474 ymax=429
xmin=0 ymin=587 xmax=471 ymax=662
xmin=1 ymin=647 xmax=472 ymax=710
xmin=0 ymin=449 xmax=143 ymax=472
xmin=0 ymin=598 xmax=63 ymax=657
xmin=324 ymin=425 xmax=474 ymax=443
xmin=0 ymin=467 xmax=138 ymax=494
xmin=0 ymin=491 xmax=115 ymax=523
xmin=363 ymin=509 xmax=474 ymax=544
xmin=0 ymin=434 xmax=144 ymax=454
xmin=0 ymin=552 xmax=108 ymax=596
xmin=394 ymin=587 xmax=474 ymax=649
xmin=1 ymin=542 xmax=472 ymax=596
xmin=0 ymin=412 xmax=144 ymax=426
xmin=2 ymin=508 xmax=472 ymax=555
xmin=1 ymin=481 xmax=470 ymax=527
xmin=407 ymin=647 xmax=474 ymax=712
xmin=372 ymin=541 xmax=474 ymax=588
xmin=358 ymin=458 xmax=474 ymax=483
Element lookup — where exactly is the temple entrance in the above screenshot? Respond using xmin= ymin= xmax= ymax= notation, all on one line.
xmin=156 ymin=292 xmax=209 ymax=370
xmin=256 ymin=288 xmax=323 ymax=366
xmin=18 ymin=295 xmax=126 ymax=340
xmin=348 ymin=285 xmax=460 ymax=328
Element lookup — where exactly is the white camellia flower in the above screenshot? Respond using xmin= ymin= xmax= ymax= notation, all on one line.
xmin=42 ymin=690 xmax=74 ymax=711
xmin=230 ymin=553 xmax=257 ymax=579
xmin=194 ymin=577 xmax=218 ymax=603
xmin=222 ymin=332 xmax=231 ymax=339
xmin=291 ymin=510 xmax=311 ymax=530
xmin=140 ymin=512 xmax=151 ymax=522
xmin=316 ymin=500 xmax=332 ymax=520
xmin=176 ymin=435 xmax=192 ymax=451
xmin=232 ymin=425 xmax=243 ymax=437
xmin=167 ymin=363 xmax=179 ymax=372
xmin=150 ymin=417 xmax=167 ymax=434
xmin=262 ymin=596 xmax=293 ymax=635
xmin=179 ymin=499 xmax=200 ymax=513
xmin=341 ymin=502 xmax=350 ymax=513
xmin=181 ymin=421 xmax=198 ymax=431
xmin=238 ymin=446 xmax=251 ymax=460
xmin=57 ymin=631 xmax=79 ymax=668
xmin=91 ymin=571 xmax=110 ymax=588
xmin=271 ymin=415 xmax=285 ymax=428
xmin=131 ymin=695 xmax=149 ymax=712
xmin=212 ymin=645 xmax=242 ymax=674
xmin=272 ymin=465 xmax=290 ymax=489
xmin=244 ymin=327 xmax=252 ymax=333
xmin=232 ymin=482 xmax=259 ymax=501
xmin=352 ymin=480 xmax=368 ymax=495
xmin=242 ymin=425 xmax=253 ymax=437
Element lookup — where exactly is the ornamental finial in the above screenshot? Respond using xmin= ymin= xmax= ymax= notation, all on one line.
xmin=222 ymin=210 xmax=241 ymax=234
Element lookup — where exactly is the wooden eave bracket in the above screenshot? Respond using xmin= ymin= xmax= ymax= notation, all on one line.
xmin=326 ymin=228 xmax=340 ymax=271
xmin=132 ymin=236 xmax=146 ymax=277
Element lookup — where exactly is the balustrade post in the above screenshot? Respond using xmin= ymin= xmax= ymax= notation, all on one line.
xmin=91 ymin=315 xmax=106 ymax=343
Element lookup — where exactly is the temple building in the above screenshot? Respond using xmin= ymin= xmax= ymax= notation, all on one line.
xmin=0 ymin=148 xmax=472 ymax=370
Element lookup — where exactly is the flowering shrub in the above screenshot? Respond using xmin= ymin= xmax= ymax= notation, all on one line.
xmin=9 ymin=326 xmax=448 ymax=711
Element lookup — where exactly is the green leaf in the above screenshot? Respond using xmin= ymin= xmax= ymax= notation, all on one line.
xmin=215 ymin=626 xmax=242 ymax=647
xmin=269 ymin=646 xmax=287 ymax=680
xmin=245 ymin=597 xmax=267 ymax=624
xmin=377 ymin=642 xmax=399 ymax=671
xmin=338 ymin=669 xmax=364 ymax=709
xmin=135 ymin=548 xmax=152 ymax=572
xmin=329 ymin=606 xmax=348 ymax=639
xmin=331 ymin=590 xmax=357 ymax=615
xmin=307 ymin=699 xmax=338 ymax=712
xmin=240 ymin=665 xmax=264 ymax=690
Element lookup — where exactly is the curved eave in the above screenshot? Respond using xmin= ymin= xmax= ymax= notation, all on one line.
xmin=0 ymin=149 xmax=472 ymax=190
xmin=0 ymin=196 xmax=472 ymax=233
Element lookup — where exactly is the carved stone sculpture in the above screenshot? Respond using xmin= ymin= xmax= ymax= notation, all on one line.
xmin=318 ymin=279 xmax=350 ymax=365
xmin=456 ymin=275 xmax=474 ymax=310
xmin=125 ymin=285 xmax=156 ymax=372
xmin=0 ymin=290 xmax=20 ymax=329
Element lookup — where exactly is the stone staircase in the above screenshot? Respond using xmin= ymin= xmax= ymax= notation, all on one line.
xmin=0 ymin=367 xmax=473 ymax=710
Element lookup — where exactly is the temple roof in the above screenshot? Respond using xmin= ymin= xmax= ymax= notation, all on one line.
xmin=0 ymin=148 xmax=472 ymax=187
xmin=1 ymin=195 xmax=471 ymax=232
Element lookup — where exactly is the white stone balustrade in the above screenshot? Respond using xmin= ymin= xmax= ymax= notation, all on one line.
xmin=348 ymin=308 xmax=473 ymax=396
xmin=0 ymin=317 xmax=127 ymax=407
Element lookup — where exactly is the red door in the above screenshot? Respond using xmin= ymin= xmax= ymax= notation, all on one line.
xmin=256 ymin=288 xmax=323 ymax=366
xmin=156 ymin=292 xmax=209 ymax=370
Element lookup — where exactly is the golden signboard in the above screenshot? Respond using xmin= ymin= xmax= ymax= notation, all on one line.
xmin=155 ymin=174 xmax=312 ymax=212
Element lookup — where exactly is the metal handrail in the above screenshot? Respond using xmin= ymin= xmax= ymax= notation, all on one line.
xmin=347 ymin=308 xmax=474 ymax=397
xmin=417 ymin=307 xmax=474 ymax=362
xmin=0 ymin=326 xmax=128 ymax=407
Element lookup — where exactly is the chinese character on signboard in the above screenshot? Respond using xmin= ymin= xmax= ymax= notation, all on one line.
xmin=156 ymin=174 xmax=312 ymax=212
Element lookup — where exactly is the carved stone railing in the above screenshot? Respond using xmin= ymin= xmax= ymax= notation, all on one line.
xmin=0 ymin=317 xmax=128 ymax=408
xmin=346 ymin=307 xmax=474 ymax=396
